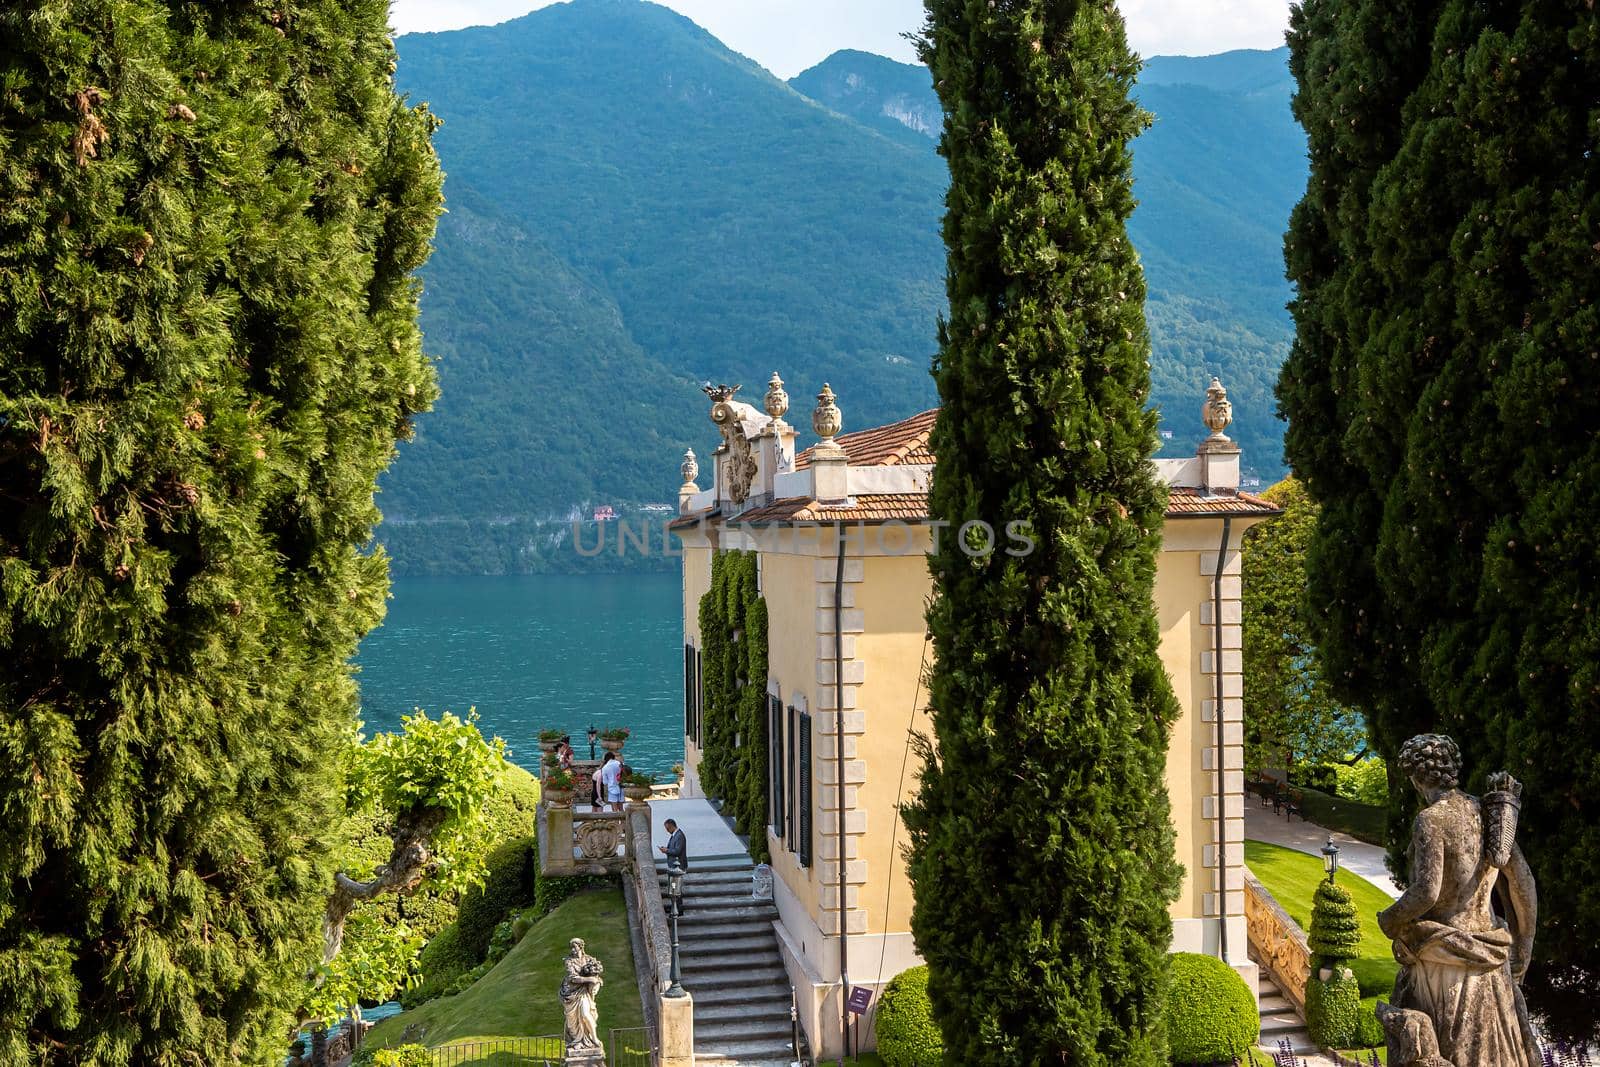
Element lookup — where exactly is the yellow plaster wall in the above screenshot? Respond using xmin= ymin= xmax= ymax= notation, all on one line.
xmin=853 ymin=549 xmax=935 ymax=936
xmin=759 ymin=548 xmax=826 ymax=921
xmin=1154 ymin=549 xmax=1211 ymax=922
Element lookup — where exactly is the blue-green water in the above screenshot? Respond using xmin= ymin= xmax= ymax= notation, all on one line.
xmin=355 ymin=574 xmax=683 ymax=775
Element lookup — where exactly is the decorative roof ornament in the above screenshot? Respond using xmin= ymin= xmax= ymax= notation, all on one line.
xmin=1203 ymin=376 xmax=1233 ymax=440
xmin=812 ymin=383 xmax=842 ymax=445
xmin=764 ymin=372 xmax=789 ymax=420
xmin=680 ymin=448 xmax=699 ymax=488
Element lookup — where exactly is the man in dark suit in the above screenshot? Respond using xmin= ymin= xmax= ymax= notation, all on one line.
xmin=658 ymin=818 xmax=688 ymax=915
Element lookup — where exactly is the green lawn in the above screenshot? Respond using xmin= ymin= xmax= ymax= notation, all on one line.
xmin=1244 ymin=838 xmax=1401 ymax=1002
xmin=365 ymin=888 xmax=645 ymax=1060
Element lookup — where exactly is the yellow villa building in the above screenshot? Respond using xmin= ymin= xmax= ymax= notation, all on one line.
xmin=669 ymin=375 xmax=1279 ymax=1059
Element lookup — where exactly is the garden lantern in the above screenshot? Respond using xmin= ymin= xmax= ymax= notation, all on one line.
xmin=665 ymin=863 xmax=686 ymax=998
xmin=1322 ymin=835 xmax=1340 ymax=882
xmin=587 ymin=724 xmax=598 ymax=760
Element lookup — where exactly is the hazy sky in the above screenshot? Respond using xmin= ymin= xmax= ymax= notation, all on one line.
xmin=389 ymin=0 xmax=1294 ymax=79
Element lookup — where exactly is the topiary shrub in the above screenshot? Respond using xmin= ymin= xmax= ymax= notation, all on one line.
xmin=1306 ymin=967 xmax=1360 ymax=1048
xmin=1308 ymin=880 xmax=1361 ymax=966
xmin=876 ymin=966 xmax=942 ymax=1066
xmin=1167 ymin=953 xmax=1260 ymax=1065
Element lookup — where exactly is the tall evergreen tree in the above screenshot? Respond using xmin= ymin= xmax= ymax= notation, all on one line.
xmin=0 ymin=2 xmax=441 ymax=1062
xmin=902 ymin=2 xmax=1181 ymax=1061
xmin=1282 ymin=0 xmax=1599 ymax=1037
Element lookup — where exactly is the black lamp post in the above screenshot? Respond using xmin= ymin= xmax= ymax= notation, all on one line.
xmin=1322 ymin=835 xmax=1341 ymax=883
xmin=586 ymin=724 xmax=598 ymax=761
xmin=665 ymin=863 xmax=686 ymax=998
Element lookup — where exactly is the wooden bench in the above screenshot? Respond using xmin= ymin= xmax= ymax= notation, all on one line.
xmin=1274 ymin=785 xmax=1305 ymax=822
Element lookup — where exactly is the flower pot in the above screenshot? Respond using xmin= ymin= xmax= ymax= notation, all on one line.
xmin=539 ymin=739 xmax=562 ymax=755
xmin=545 ymin=787 xmax=573 ymax=807
xmin=600 ymin=738 xmax=626 ymax=753
xmin=623 ymin=784 xmax=651 ymax=802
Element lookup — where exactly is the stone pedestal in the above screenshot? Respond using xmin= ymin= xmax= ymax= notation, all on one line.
xmin=658 ymin=990 xmax=694 ymax=1067
xmin=565 ymin=1044 xmax=607 ymax=1067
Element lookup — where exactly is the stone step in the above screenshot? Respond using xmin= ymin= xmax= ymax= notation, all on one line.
xmin=1259 ymin=992 xmax=1291 ymax=1014
xmin=694 ymin=1017 xmax=796 ymax=1045
xmin=655 ymin=855 xmax=753 ymax=874
xmin=679 ymin=948 xmax=781 ymax=972
xmin=685 ymin=966 xmax=789 ymax=992
xmin=658 ymin=865 xmax=755 ymax=883
xmin=675 ymin=908 xmax=774 ymax=921
xmin=672 ymin=919 xmax=775 ymax=940
xmin=1262 ymin=1013 xmax=1307 ymax=1035
xmin=680 ymin=937 xmax=781 ymax=962
xmin=692 ymin=1041 xmax=797 ymax=1067
xmin=694 ymin=999 xmax=793 ymax=1025
xmin=690 ymin=983 xmax=791 ymax=1008
xmin=668 ymin=891 xmax=775 ymax=910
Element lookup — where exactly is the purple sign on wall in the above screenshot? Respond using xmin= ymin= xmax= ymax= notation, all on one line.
xmin=846 ymin=986 xmax=872 ymax=1016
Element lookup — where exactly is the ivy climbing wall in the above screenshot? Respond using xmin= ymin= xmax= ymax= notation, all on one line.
xmin=697 ymin=550 xmax=771 ymax=863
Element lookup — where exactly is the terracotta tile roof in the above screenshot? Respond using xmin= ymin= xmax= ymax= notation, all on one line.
xmin=795 ymin=408 xmax=938 ymax=470
xmin=667 ymin=505 xmax=720 ymax=530
xmin=700 ymin=487 xmax=1279 ymax=527
xmin=1164 ymin=487 xmax=1282 ymax=517
xmin=733 ymin=494 xmax=932 ymax=525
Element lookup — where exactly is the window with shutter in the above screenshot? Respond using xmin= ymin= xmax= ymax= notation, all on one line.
xmin=769 ymin=694 xmax=785 ymax=839
xmin=787 ymin=704 xmax=797 ymax=854
xmin=683 ymin=644 xmax=694 ymax=740
xmin=798 ymin=712 xmax=812 ymax=868
xmin=693 ymin=649 xmax=703 ymax=745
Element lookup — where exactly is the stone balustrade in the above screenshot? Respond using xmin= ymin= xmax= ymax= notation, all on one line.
xmin=1244 ymin=871 xmax=1311 ymax=1016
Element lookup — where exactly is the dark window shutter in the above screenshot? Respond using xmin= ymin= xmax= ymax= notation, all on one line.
xmin=787 ymin=704 xmax=797 ymax=854
xmin=770 ymin=694 xmax=785 ymax=838
xmin=798 ymin=712 xmax=812 ymax=868
xmin=693 ymin=649 xmax=703 ymax=745
xmin=684 ymin=644 xmax=694 ymax=740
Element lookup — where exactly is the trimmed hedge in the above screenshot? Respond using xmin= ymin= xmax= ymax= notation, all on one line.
xmin=1168 ymin=953 xmax=1259 ymax=1065
xmin=1306 ymin=968 xmax=1360 ymax=1048
xmin=877 ymin=966 xmax=942 ymax=1066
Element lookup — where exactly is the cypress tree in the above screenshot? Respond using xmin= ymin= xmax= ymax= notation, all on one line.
xmin=0 ymin=2 xmax=441 ymax=1061
xmin=903 ymin=1 xmax=1181 ymax=1061
xmin=1282 ymin=0 xmax=1600 ymax=1037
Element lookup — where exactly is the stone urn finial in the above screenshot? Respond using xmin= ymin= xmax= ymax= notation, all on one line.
xmin=764 ymin=372 xmax=789 ymax=420
xmin=812 ymin=383 xmax=842 ymax=445
xmin=1203 ymin=376 xmax=1233 ymax=439
xmin=680 ymin=448 xmax=698 ymax=488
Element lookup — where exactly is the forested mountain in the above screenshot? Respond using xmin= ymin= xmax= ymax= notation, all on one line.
xmin=380 ymin=0 xmax=1305 ymax=572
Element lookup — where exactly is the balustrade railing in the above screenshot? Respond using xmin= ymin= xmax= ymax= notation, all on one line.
xmin=424 ymin=1035 xmax=563 ymax=1065
xmin=1243 ymin=871 xmax=1311 ymax=1016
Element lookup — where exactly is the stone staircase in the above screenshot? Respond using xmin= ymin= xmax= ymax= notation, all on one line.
xmin=655 ymin=853 xmax=797 ymax=1067
xmin=1256 ymin=971 xmax=1328 ymax=1064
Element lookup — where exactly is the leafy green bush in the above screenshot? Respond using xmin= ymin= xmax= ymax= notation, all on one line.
xmin=1347 ymin=957 xmax=1398 ymax=999
xmin=876 ymin=966 xmax=942 ymax=1066
xmin=1167 ymin=953 xmax=1259 ymax=1065
xmin=1308 ymin=880 xmax=1362 ymax=965
xmin=1333 ymin=759 xmax=1389 ymax=808
xmin=373 ymin=1045 xmax=433 ymax=1067
xmin=1355 ymin=996 xmax=1385 ymax=1048
xmin=1306 ymin=968 xmax=1360 ymax=1048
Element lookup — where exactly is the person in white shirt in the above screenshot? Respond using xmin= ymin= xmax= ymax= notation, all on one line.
xmin=598 ymin=752 xmax=624 ymax=811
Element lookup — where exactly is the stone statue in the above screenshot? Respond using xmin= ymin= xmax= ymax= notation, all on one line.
xmin=1376 ymin=734 xmax=1542 ymax=1067
xmin=559 ymin=937 xmax=605 ymax=1054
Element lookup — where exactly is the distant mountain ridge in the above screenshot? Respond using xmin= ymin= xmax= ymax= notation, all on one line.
xmin=379 ymin=0 xmax=1305 ymax=573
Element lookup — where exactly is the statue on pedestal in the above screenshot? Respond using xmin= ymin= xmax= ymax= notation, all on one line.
xmin=1376 ymin=734 xmax=1542 ymax=1067
xmin=560 ymin=937 xmax=605 ymax=1059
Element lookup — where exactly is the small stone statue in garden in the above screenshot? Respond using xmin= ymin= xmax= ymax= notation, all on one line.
xmin=1376 ymin=734 xmax=1541 ymax=1067
xmin=560 ymin=937 xmax=606 ymax=1058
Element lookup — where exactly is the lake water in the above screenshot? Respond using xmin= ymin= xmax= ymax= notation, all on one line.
xmin=355 ymin=573 xmax=684 ymax=775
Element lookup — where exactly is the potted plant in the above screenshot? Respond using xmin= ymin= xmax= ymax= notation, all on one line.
xmin=598 ymin=726 xmax=630 ymax=754
xmin=543 ymin=766 xmax=575 ymax=806
xmin=538 ymin=728 xmax=566 ymax=755
xmin=622 ymin=769 xmax=655 ymax=802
